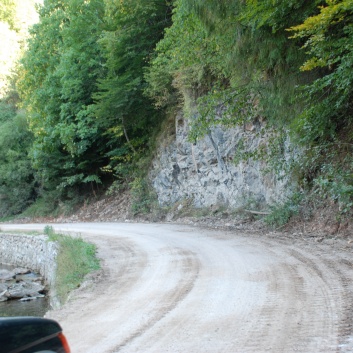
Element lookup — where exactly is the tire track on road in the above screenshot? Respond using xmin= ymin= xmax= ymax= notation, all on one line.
xmin=111 ymin=247 xmax=200 ymax=353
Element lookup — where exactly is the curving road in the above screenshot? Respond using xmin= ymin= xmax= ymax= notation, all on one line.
xmin=2 ymin=223 xmax=353 ymax=352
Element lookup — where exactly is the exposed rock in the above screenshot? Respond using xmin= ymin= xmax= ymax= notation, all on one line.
xmin=19 ymin=294 xmax=45 ymax=301
xmin=13 ymin=268 xmax=31 ymax=275
xmin=0 ymin=284 xmax=8 ymax=302
xmin=0 ymin=269 xmax=15 ymax=281
xmin=0 ymin=264 xmax=46 ymax=302
xmin=150 ymin=113 xmax=297 ymax=210
xmin=0 ymin=290 xmax=9 ymax=302
xmin=7 ymin=281 xmax=45 ymax=299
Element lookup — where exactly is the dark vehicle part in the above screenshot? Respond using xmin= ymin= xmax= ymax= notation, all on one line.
xmin=0 ymin=317 xmax=70 ymax=353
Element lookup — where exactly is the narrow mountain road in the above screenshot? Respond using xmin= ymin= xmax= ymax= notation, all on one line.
xmin=2 ymin=223 xmax=353 ymax=352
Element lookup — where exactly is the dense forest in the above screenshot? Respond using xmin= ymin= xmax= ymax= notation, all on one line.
xmin=1 ymin=0 xmax=353 ymax=224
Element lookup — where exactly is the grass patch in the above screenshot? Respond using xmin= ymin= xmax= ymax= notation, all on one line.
xmin=21 ymin=198 xmax=59 ymax=218
xmin=44 ymin=226 xmax=100 ymax=305
xmin=0 ymin=215 xmax=19 ymax=223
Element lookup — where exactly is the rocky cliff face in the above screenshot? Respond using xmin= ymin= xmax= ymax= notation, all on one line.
xmin=150 ymin=113 xmax=294 ymax=211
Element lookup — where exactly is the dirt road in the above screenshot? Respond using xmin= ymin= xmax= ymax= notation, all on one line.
xmin=2 ymin=222 xmax=353 ymax=352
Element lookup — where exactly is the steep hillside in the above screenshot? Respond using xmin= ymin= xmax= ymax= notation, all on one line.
xmin=1 ymin=0 xmax=353 ymax=232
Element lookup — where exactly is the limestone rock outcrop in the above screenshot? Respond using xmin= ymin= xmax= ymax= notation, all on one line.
xmin=150 ymin=114 xmax=296 ymax=210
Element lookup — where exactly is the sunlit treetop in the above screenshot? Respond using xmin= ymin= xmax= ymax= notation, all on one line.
xmin=289 ymin=0 xmax=353 ymax=71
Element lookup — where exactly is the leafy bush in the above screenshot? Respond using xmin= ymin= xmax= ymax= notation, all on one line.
xmin=264 ymin=193 xmax=303 ymax=228
xmin=313 ymin=160 xmax=353 ymax=214
xmin=129 ymin=177 xmax=158 ymax=215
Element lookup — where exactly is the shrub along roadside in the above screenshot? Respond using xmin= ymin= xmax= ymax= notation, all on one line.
xmin=264 ymin=197 xmax=301 ymax=229
xmin=44 ymin=226 xmax=100 ymax=305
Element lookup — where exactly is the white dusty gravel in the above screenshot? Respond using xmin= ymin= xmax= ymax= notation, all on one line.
xmin=2 ymin=222 xmax=353 ymax=353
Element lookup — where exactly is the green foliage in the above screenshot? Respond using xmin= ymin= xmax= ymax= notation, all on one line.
xmin=21 ymin=190 xmax=62 ymax=218
xmin=264 ymin=193 xmax=303 ymax=228
xmin=145 ymin=0 xmax=353 ymax=219
xmin=16 ymin=0 xmax=172 ymax=210
xmin=145 ymin=0 xmax=318 ymax=140
xmin=188 ymin=87 xmax=254 ymax=141
xmin=18 ymin=0 xmax=109 ymax=202
xmin=94 ymin=0 xmax=172 ymax=178
xmin=145 ymin=0 xmax=231 ymax=112
xmin=0 ymin=95 xmax=36 ymax=217
xmin=0 ymin=0 xmax=17 ymax=30
xmin=8 ymin=0 xmax=353 ymax=220
xmin=283 ymin=1 xmax=353 ymax=217
xmin=289 ymin=0 xmax=353 ymax=145
xmin=45 ymin=226 xmax=100 ymax=304
xmin=312 ymin=155 xmax=353 ymax=214
xmin=129 ymin=177 xmax=158 ymax=215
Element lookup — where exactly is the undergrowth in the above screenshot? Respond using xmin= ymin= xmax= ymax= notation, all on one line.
xmin=0 ymin=215 xmax=18 ymax=223
xmin=44 ymin=226 xmax=100 ymax=305
xmin=264 ymin=193 xmax=303 ymax=229
xmin=21 ymin=198 xmax=59 ymax=218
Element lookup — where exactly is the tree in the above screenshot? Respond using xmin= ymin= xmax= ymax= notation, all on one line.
xmin=17 ymin=0 xmax=173 ymax=206
xmin=0 ymin=0 xmax=17 ymax=30
xmin=18 ymin=0 xmax=108 ymax=199
xmin=93 ymin=0 xmax=173 ymax=180
xmin=0 ymin=93 xmax=36 ymax=217
xmin=145 ymin=0 xmax=320 ymax=141
xmin=289 ymin=0 xmax=353 ymax=143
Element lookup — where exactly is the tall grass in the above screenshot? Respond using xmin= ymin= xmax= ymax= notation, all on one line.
xmin=44 ymin=226 xmax=100 ymax=305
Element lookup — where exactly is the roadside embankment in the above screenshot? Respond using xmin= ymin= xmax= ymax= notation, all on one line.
xmin=0 ymin=233 xmax=59 ymax=307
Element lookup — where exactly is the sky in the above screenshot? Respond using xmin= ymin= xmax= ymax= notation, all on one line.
xmin=0 ymin=0 xmax=43 ymax=97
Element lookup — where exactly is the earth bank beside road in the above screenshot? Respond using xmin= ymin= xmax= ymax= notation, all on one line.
xmin=1 ymin=222 xmax=353 ymax=353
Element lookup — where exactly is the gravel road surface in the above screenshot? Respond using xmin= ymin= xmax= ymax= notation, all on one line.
xmin=2 ymin=222 xmax=353 ymax=352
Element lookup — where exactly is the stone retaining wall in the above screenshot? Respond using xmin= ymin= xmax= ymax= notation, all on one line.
xmin=0 ymin=233 xmax=58 ymax=306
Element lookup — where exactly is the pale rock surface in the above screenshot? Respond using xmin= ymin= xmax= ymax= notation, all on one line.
xmin=151 ymin=114 xmax=296 ymax=210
